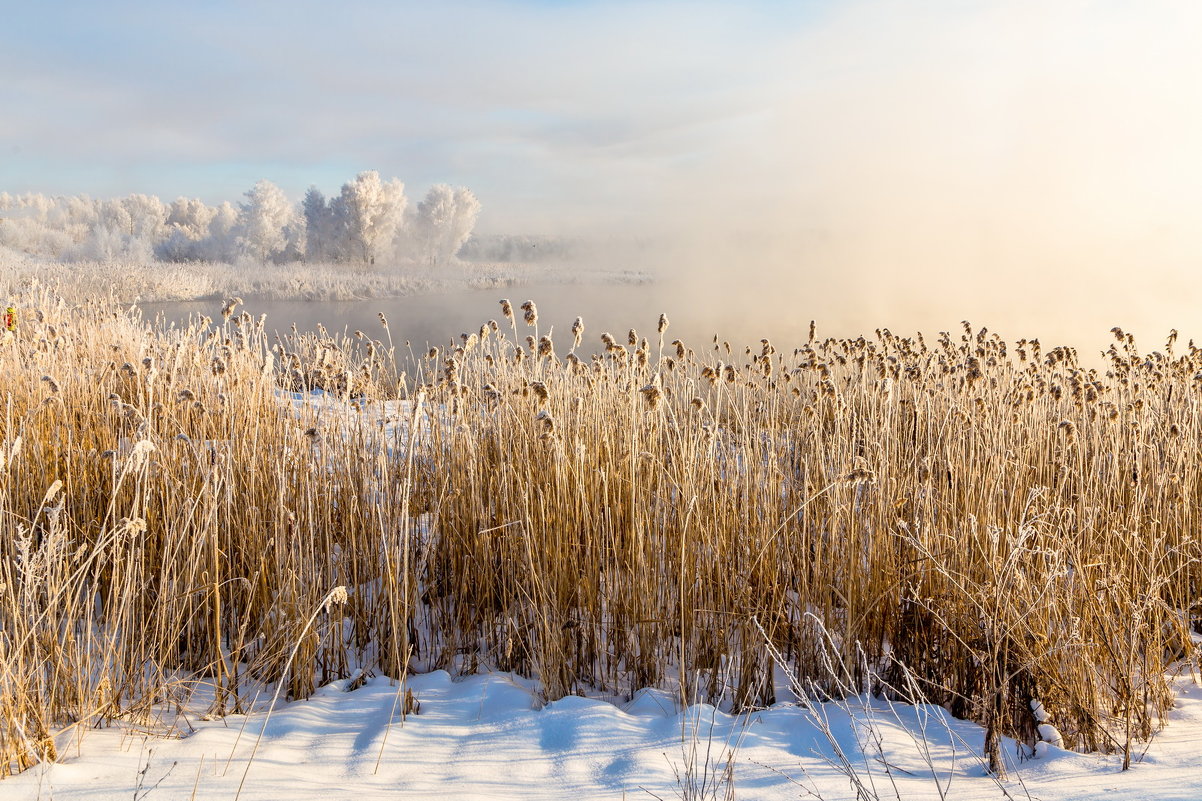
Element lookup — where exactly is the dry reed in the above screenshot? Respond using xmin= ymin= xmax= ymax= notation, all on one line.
xmin=1 ymin=290 xmax=1199 ymax=777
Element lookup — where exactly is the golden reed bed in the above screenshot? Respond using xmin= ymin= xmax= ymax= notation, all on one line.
xmin=1 ymin=290 xmax=1199 ymax=776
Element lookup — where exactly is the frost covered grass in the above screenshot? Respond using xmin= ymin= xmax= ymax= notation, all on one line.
xmin=1 ymin=285 xmax=1200 ymax=783
xmin=0 ymin=249 xmax=649 ymax=305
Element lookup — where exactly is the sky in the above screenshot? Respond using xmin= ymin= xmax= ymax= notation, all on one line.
xmin=4 ymin=0 xmax=1202 ymax=344
xmin=1 ymin=0 xmax=828 ymax=232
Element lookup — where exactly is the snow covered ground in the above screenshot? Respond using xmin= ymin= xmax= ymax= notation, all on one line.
xmin=8 ymin=669 xmax=1202 ymax=800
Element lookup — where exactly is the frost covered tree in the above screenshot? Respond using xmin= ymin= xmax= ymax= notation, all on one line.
xmin=409 ymin=185 xmax=481 ymax=264
xmin=235 ymin=180 xmax=297 ymax=262
xmin=0 ymin=193 xmax=81 ymax=256
xmin=97 ymin=198 xmax=133 ymax=237
xmin=192 ymin=201 xmax=240 ymax=262
xmin=0 ymin=178 xmax=479 ymax=265
xmin=302 ymin=187 xmax=340 ymax=262
xmin=50 ymin=195 xmax=99 ymax=235
xmin=78 ymin=223 xmax=131 ymax=261
xmin=120 ymin=194 xmax=167 ymax=241
xmin=157 ymin=197 xmax=219 ymax=261
xmin=156 ymin=227 xmax=195 ymax=262
xmin=75 ymin=195 xmax=164 ymax=261
xmin=333 ymin=171 xmax=406 ymax=265
xmin=281 ymin=210 xmax=307 ymax=263
xmin=166 ymin=197 xmax=217 ymax=240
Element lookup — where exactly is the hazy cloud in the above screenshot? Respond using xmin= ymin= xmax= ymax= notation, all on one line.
xmin=1 ymin=1 xmax=817 ymax=227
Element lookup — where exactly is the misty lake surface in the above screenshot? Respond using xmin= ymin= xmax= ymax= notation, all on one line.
xmin=141 ymin=279 xmax=813 ymax=356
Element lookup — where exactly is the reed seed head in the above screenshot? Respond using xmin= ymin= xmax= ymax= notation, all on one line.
xmin=521 ymin=300 xmax=538 ymax=326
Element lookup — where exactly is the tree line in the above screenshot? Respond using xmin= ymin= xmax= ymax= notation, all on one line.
xmin=0 ymin=171 xmax=480 ymax=266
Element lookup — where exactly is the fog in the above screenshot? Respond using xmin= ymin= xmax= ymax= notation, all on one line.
xmin=585 ymin=1 xmax=1202 ymax=351
xmin=145 ymin=283 xmax=715 ymax=358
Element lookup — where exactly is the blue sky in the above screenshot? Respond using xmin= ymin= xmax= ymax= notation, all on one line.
xmin=1 ymin=0 xmax=830 ymax=230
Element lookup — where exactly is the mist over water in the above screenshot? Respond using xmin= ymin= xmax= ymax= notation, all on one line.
xmin=144 ymin=280 xmax=813 ymax=359
xmin=642 ymin=230 xmax=1202 ymax=359
xmin=151 ymin=287 xmax=724 ymax=360
xmin=143 ymin=258 xmax=1197 ymax=368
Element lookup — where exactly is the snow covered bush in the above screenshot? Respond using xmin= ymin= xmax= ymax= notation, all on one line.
xmin=0 ymin=172 xmax=482 ymax=271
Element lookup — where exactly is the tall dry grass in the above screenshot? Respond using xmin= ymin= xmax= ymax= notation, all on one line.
xmin=1 ymin=290 xmax=1199 ymax=777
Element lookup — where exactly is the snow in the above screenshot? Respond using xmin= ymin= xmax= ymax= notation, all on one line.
xmin=1037 ymin=723 xmax=1065 ymax=749
xmin=8 ymin=671 xmax=1202 ymax=800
